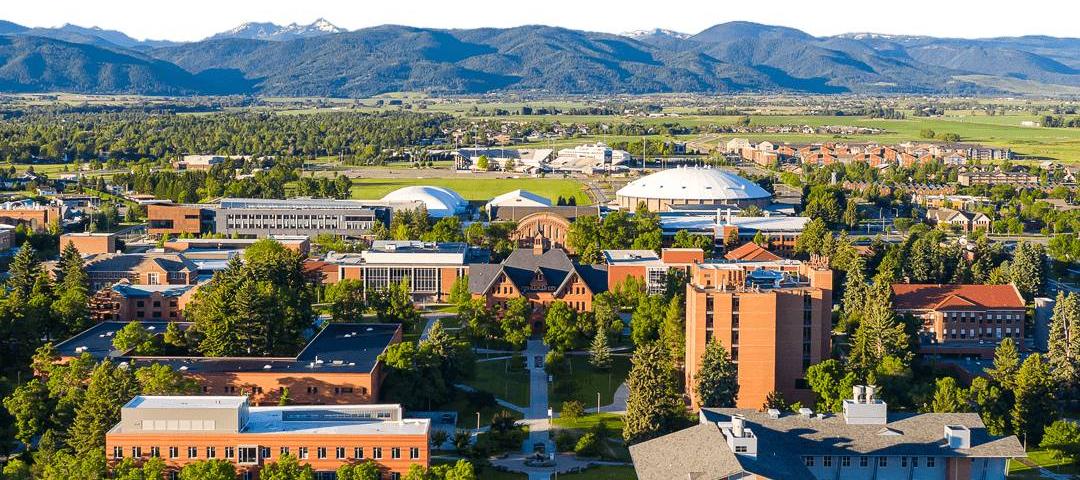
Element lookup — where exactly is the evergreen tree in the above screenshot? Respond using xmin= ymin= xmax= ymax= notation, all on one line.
xmin=7 ymin=242 xmax=40 ymax=297
xmin=623 ymin=343 xmax=686 ymax=444
xmin=3 ymin=379 xmax=49 ymax=446
xmin=69 ymin=361 xmax=140 ymax=455
xmin=630 ymin=295 xmax=666 ymax=346
xmin=589 ymin=328 xmax=612 ymax=370
xmin=1010 ymin=241 xmax=1045 ymax=300
xmin=930 ymin=377 xmax=968 ymax=413
xmin=849 ymin=280 xmax=910 ymax=375
xmin=694 ymin=341 xmax=739 ymax=408
xmin=968 ymin=376 xmax=1010 ymax=436
xmin=986 ymin=337 xmax=1021 ymax=391
xmin=1012 ymin=354 xmax=1056 ymax=445
xmin=659 ymin=294 xmax=686 ymax=364
xmin=1047 ymin=292 xmax=1080 ymax=395
xmin=840 ymin=255 xmax=868 ymax=332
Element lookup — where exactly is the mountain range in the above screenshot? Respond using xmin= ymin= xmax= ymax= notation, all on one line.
xmin=0 ymin=19 xmax=1078 ymax=97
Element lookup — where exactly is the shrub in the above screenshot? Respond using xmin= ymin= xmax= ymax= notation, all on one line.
xmin=574 ymin=432 xmax=600 ymax=457
xmin=561 ymin=400 xmax=585 ymax=420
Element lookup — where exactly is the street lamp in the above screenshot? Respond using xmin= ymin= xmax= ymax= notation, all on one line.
xmin=476 ymin=411 xmax=480 ymax=431
xmin=597 ymin=391 xmax=601 ymax=414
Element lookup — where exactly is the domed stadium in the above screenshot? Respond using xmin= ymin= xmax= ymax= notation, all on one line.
xmin=615 ymin=166 xmax=772 ymax=212
xmin=381 ymin=185 xmax=467 ymax=218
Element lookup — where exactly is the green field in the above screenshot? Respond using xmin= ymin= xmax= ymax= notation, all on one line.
xmin=349 ymin=177 xmax=590 ymax=204
xmin=463 ymin=355 xmax=531 ymax=408
xmin=550 ymin=355 xmax=632 ymax=411
xmin=1008 ymin=449 xmax=1079 ymax=478
xmin=559 ymin=465 xmax=637 ymax=480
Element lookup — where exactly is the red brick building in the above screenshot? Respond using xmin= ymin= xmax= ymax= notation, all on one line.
xmin=604 ymin=248 xmax=704 ymax=294
xmin=892 ymin=284 xmax=1026 ymax=358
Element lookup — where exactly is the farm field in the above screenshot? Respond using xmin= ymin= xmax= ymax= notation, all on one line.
xmin=349 ymin=177 xmax=590 ymax=204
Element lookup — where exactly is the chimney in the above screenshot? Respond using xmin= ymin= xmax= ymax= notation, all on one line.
xmin=766 ymin=408 xmax=781 ymax=419
xmin=732 ymin=415 xmax=746 ymax=437
xmin=944 ymin=425 xmax=971 ymax=449
xmin=853 ymin=385 xmax=866 ymax=404
xmin=842 ymin=385 xmax=888 ymax=425
xmin=866 ymin=385 xmax=877 ymax=403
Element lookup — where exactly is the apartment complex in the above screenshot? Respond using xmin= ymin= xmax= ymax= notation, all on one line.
xmin=957 ymin=170 xmax=1040 ymax=187
xmin=603 ymin=248 xmax=704 ymax=294
xmin=892 ymin=284 xmax=1026 ymax=358
xmin=630 ymin=386 xmax=1025 ymax=480
xmin=684 ymin=257 xmax=833 ymax=409
xmin=56 ymin=322 xmax=402 ymax=406
xmin=468 ymin=235 xmax=607 ymax=330
xmin=315 ymin=240 xmax=486 ymax=303
xmin=106 ymin=397 xmax=429 ymax=480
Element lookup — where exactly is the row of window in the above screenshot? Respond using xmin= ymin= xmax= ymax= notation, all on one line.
xmin=195 ymin=385 xmax=368 ymax=396
xmin=943 ymin=311 xmax=1022 ymax=321
xmin=113 ymin=445 xmax=421 ymax=462
xmin=803 ymin=456 xmax=937 ymax=467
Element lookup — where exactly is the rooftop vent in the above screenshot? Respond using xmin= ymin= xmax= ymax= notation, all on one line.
xmin=263 ymin=364 xmax=272 ymax=370
xmin=75 ymin=346 xmax=88 ymax=353
xmin=766 ymin=408 xmax=781 ymax=419
xmin=945 ymin=425 xmax=971 ymax=449
xmin=843 ymin=384 xmax=888 ymax=425
xmin=178 ymin=366 xmax=188 ymax=371
xmin=798 ymin=407 xmax=813 ymax=418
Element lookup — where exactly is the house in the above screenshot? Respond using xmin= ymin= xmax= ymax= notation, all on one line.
xmin=892 ymin=284 xmax=1026 ymax=358
xmin=468 ymin=234 xmax=607 ymax=331
xmin=925 ymin=208 xmax=990 ymax=233
xmin=630 ymin=386 xmax=1025 ymax=480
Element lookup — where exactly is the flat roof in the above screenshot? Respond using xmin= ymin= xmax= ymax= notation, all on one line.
xmin=56 ymin=322 xmax=400 ymax=375
xmin=219 ymin=198 xmax=387 ymax=210
xmin=602 ymin=249 xmax=663 ymax=266
xmin=112 ymin=283 xmax=197 ymax=298
xmin=243 ymin=407 xmax=429 ymax=436
xmin=125 ymin=395 xmax=248 ymax=410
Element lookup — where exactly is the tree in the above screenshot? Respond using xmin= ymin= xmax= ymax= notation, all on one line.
xmin=426 ymin=216 xmax=465 ymax=243
xmin=624 ymin=343 xmax=686 ymax=444
xmin=135 ymin=363 xmax=199 ymax=395
xmin=112 ymin=321 xmax=159 ymax=355
xmin=449 ymin=275 xmax=471 ymax=307
xmin=763 ymin=391 xmax=788 ymax=412
xmin=631 ymin=206 xmax=662 ymax=252
xmin=1010 ymin=241 xmax=1045 ymax=300
xmin=53 ymin=241 xmax=90 ymax=335
xmin=325 ymin=279 xmax=366 ymax=322
xmin=694 ymin=341 xmax=739 ymax=408
xmin=1013 ymin=354 xmax=1056 ymax=445
xmin=630 ymin=295 xmax=666 ymax=346
xmin=501 ymin=297 xmax=531 ymax=349
xmin=375 ymin=277 xmax=422 ymax=332
xmin=68 ymin=360 xmax=140 ymax=455
xmin=592 ymin=292 xmax=623 ymax=340
xmin=431 ymin=459 xmax=477 ymax=480
xmin=431 ymin=429 xmax=449 ymax=450
xmin=3 ymin=379 xmax=49 ymax=446
xmin=930 ymin=377 xmax=968 ymax=413
xmin=806 ymin=359 xmax=858 ymax=413
xmin=114 ymin=457 xmax=166 ymax=480
xmin=2 ymin=459 xmax=31 ymax=480
xmin=259 ymin=453 xmax=315 ymax=480
xmin=1047 ymin=291 xmax=1080 ymax=395
xmin=7 ymin=242 xmax=40 ymax=297
xmin=795 ymin=218 xmax=829 ymax=256
xmin=1040 ymin=420 xmax=1080 ymax=460
xmin=561 ymin=400 xmax=585 ymax=420
xmin=379 ymin=341 xmax=450 ymax=410
xmin=986 ymin=337 xmax=1021 ymax=391
xmin=968 ymin=376 xmax=1010 ymax=436
xmin=659 ymin=294 xmax=686 ymax=364
xmin=337 ymin=460 xmax=381 ymax=480
xmin=589 ymin=328 xmax=613 ymax=370
xmin=568 ymin=216 xmax=602 ymax=264
xmin=179 ymin=459 xmax=237 ymax=480
xmin=849 ymin=281 xmax=910 ymax=375
xmin=543 ymin=300 xmax=577 ymax=353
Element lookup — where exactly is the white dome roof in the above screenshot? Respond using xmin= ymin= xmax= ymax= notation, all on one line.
xmin=616 ymin=167 xmax=771 ymax=201
xmin=381 ymin=185 xmax=467 ymax=218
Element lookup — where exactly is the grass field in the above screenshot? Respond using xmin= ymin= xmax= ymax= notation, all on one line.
xmin=1008 ymin=450 xmax=1079 ymax=478
xmin=550 ymin=355 xmax=632 ymax=412
xmin=558 ymin=465 xmax=637 ymax=480
xmin=464 ymin=355 xmax=531 ymax=408
xmin=349 ymin=177 xmax=590 ymax=204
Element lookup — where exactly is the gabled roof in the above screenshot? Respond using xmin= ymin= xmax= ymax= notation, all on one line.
xmin=85 ymin=253 xmax=197 ymax=274
xmin=468 ymin=248 xmax=607 ymax=296
xmin=892 ymin=284 xmax=1026 ymax=311
xmin=724 ymin=242 xmax=781 ymax=262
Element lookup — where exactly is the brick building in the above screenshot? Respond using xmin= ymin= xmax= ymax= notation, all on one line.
xmin=147 ymin=204 xmax=217 ymax=236
xmin=468 ymin=235 xmax=607 ymax=331
xmin=84 ymin=253 xmax=199 ymax=291
xmin=92 ymin=281 xmax=198 ymax=322
xmin=61 ymin=232 xmax=119 ymax=255
xmin=106 ymin=397 xmax=429 ymax=480
xmin=603 ymin=248 xmax=704 ymax=294
xmin=892 ymin=284 xmax=1026 ymax=358
xmin=0 ymin=202 xmax=63 ymax=231
xmin=685 ymin=258 xmax=833 ymax=410
xmin=56 ymin=322 xmax=401 ymax=406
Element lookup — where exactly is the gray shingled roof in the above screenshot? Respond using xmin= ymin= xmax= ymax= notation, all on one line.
xmin=85 ymin=253 xmax=197 ymax=273
xmin=631 ymin=409 xmax=1025 ymax=480
xmin=467 ymin=248 xmax=607 ymax=295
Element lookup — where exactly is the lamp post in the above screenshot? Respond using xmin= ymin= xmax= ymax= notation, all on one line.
xmin=476 ymin=411 xmax=480 ymax=431
xmin=597 ymin=391 xmax=601 ymax=414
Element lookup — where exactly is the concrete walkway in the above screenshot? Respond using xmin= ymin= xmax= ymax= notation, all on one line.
xmin=523 ymin=339 xmax=555 ymax=456
xmin=418 ymin=313 xmax=455 ymax=341
xmin=598 ymin=383 xmax=629 ymax=414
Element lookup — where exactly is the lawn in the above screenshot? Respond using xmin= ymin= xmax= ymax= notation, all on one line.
xmin=552 ymin=413 xmax=630 ymax=462
xmin=438 ymin=388 xmax=523 ymax=429
xmin=463 ymin=355 xmax=530 ymax=408
xmin=1008 ymin=449 xmax=1080 ymax=478
xmin=550 ymin=355 xmax=632 ymax=412
xmin=559 ymin=465 xmax=637 ymax=480
xmin=349 ymin=177 xmax=589 ymax=204
xmin=474 ymin=466 xmax=528 ymax=480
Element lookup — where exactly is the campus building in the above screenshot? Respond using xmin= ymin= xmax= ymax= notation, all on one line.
xmin=92 ymin=280 xmax=198 ymax=322
xmin=892 ymin=284 xmax=1027 ymax=358
xmin=83 ymin=253 xmax=200 ymax=291
xmin=56 ymin=322 xmax=402 ymax=406
xmin=603 ymin=248 xmax=704 ymax=294
xmin=314 ymin=240 xmax=487 ymax=303
xmin=630 ymin=386 xmax=1025 ymax=480
xmin=684 ymin=257 xmax=833 ymax=410
xmin=0 ymin=201 xmax=63 ymax=231
xmin=215 ymin=198 xmax=391 ymax=238
xmin=147 ymin=204 xmax=217 ymax=236
xmin=60 ymin=232 xmax=120 ymax=255
xmin=106 ymin=397 xmax=429 ymax=480
xmin=468 ymin=234 xmax=607 ymax=331
xmin=502 ymin=208 xmax=599 ymax=254
xmin=661 ymin=212 xmax=810 ymax=257
xmin=615 ymin=167 xmax=772 ymax=213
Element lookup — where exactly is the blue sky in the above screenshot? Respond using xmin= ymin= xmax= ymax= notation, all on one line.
xmin=6 ymin=0 xmax=1078 ymax=42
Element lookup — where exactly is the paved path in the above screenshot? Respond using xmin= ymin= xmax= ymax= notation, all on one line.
xmin=599 ymin=383 xmax=629 ymax=414
xmin=523 ymin=339 xmax=555 ymax=456
xmin=418 ymin=313 xmax=455 ymax=341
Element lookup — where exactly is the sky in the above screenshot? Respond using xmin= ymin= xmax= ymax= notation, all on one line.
xmin=4 ymin=0 xmax=1079 ymax=42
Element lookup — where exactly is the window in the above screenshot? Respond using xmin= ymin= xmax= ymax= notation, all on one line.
xmin=860 ymin=457 xmax=868 ymax=467
xmin=238 ymin=447 xmax=258 ymax=464
xmin=113 ymin=446 xmax=123 ymax=459
xmin=735 ymin=446 xmax=747 ymax=453
xmin=188 ymin=447 xmax=197 ymax=458
xmin=169 ymin=447 xmax=178 ymax=458
xmin=391 ymin=447 xmax=401 ymax=459
xmin=901 ymin=456 xmax=908 ymax=468
xmin=390 ymin=474 xmax=401 ymax=480
xmin=225 ymin=447 xmax=235 ymax=459
xmin=410 ymin=447 xmax=420 ymax=459
xmin=912 ymin=457 xmax=919 ymax=468
xmin=280 ymin=446 xmax=290 ymax=457
xmin=354 ymin=447 xmax=364 ymax=459
xmin=206 ymin=447 xmax=216 ymax=459
xmin=373 ymin=447 xmax=383 ymax=460
xmin=132 ymin=446 xmax=142 ymax=458
xmin=927 ymin=457 xmax=935 ymax=468
xmin=336 ymin=447 xmax=346 ymax=459
xmin=317 ymin=447 xmax=327 ymax=459
xmin=841 ymin=457 xmax=850 ymax=467
xmin=804 ymin=456 xmax=815 ymax=467
xmin=298 ymin=447 xmax=308 ymax=459
xmin=823 ymin=456 xmax=832 ymax=467
xmin=878 ymin=457 xmax=887 ymax=467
